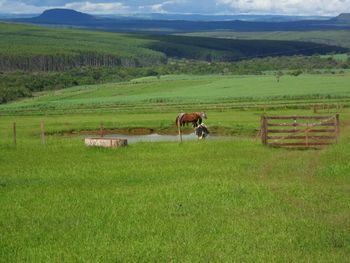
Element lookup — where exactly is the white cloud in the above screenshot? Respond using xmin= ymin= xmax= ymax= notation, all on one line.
xmin=0 ymin=0 xmax=129 ymax=14
xmin=217 ymin=0 xmax=350 ymax=16
xmin=64 ymin=1 xmax=129 ymax=14
xmin=0 ymin=0 xmax=47 ymax=13
xmin=150 ymin=4 xmax=165 ymax=13
xmin=146 ymin=0 xmax=188 ymax=13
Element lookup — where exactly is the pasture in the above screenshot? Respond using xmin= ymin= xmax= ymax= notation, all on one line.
xmin=0 ymin=73 xmax=350 ymax=261
xmin=1 ymin=73 xmax=350 ymax=115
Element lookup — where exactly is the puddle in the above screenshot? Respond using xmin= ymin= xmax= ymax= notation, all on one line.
xmin=86 ymin=133 xmax=231 ymax=143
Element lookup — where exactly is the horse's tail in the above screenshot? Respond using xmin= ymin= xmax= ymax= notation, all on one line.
xmin=176 ymin=113 xmax=185 ymax=127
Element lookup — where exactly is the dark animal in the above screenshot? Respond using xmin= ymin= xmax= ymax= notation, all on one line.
xmin=195 ymin=124 xmax=210 ymax=140
xmin=175 ymin=112 xmax=207 ymax=128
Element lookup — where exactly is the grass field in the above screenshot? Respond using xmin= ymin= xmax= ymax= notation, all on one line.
xmin=0 ymin=23 xmax=162 ymax=58
xmin=0 ymin=74 xmax=350 ymax=261
xmin=1 ymin=73 xmax=350 ymax=115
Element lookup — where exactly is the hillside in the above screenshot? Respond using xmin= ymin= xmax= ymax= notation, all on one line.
xmin=0 ymin=23 xmax=347 ymax=72
xmin=2 ymin=73 xmax=350 ymax=115
xmin=0 ymin=23 xmax=166 ymax=71
xmin=333 ymin=13 xmax=350 ymax=23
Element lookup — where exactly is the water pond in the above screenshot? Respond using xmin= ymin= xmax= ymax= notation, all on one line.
xmin=88 ymin=133 xmax=232 ymax=144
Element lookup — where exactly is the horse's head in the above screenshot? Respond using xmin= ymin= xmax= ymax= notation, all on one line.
xmin=200 ymin=112 xmax=207 ymax=119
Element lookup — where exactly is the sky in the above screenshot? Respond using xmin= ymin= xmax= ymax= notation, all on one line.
xmin=0 ymin=0 xmax=349 ymax=16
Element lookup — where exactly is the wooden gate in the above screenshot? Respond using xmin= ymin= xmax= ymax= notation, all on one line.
xmin=261 ymin=114 xmax=340 ymax=148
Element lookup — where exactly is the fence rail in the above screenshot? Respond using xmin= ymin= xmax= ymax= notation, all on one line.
xmin=261 ymin=114 xmax=340 ymax=148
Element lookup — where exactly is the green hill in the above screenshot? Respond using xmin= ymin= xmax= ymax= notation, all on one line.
xmin=0 ymin=23 xmax=166 ymax=71
xmin=0 ymin=23 xmax=348 ymax=72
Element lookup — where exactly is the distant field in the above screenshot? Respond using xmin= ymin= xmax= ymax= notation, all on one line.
xmin=1 ymin=73 xmax=349 ymax=115
xmin=181 ymin=30 xmax=350 ymax=49
xmin=321 ymin=53 xmax=350 ymax=62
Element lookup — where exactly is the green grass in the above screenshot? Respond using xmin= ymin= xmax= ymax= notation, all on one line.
xmin=0 ymin=23 xmax=162 ymax=58
xmin=1 ymin=73 xmax=349 ymax=261
xmin=1 ymin=73 xmax=349 ymax=115
xmin=321 ymin=54 xmax=350 ymax=62
xmin=0 ymin=128 xmax=349 ymax=261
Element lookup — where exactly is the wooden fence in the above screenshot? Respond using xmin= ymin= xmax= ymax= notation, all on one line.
xmin=261 ymin=114 xmax=340 ymax=148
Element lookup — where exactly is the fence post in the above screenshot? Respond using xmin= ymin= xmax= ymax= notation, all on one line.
xmin=41 ymin=121 xmax=45 ymax=145
xmin=177 ymin=120 xmax=182 ymax=142
xmin=13 ymin=122 xmax=16 ymax=145
xmin=100 ymin=122 xmax=104 ymax=138
xmin=261 ymin=115 xmax=268 ymax=145
xmin=335 ymin=113 xmax=340 ymax=143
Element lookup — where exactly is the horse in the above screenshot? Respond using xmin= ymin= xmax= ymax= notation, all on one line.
xmin=175 ymin=112 xmax=207 ymax=128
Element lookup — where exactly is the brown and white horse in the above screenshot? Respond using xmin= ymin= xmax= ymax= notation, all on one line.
xmin=175 ymin=112 xmax=207 ymax=128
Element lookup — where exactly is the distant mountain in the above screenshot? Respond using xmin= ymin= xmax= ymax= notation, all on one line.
xmin=333 ymin=13 xmax=350 ymax=22
xmin=100 ymin=13 xmax=331 ymax=22
xmin=27 ymin=9 xmax=96 ymax=24
xmin=9 ymin=9 xmax=350 ymax=33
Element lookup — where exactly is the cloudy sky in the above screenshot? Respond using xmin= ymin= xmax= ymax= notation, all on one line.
xmin=0 ymin=0 xmax=349 ymax=15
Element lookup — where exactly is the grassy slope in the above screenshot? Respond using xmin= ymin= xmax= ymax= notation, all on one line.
xmin=0 ymin=23 xmax=161 ymax=58
xmin=1 ymin=73 xmax=349 ymax=114
xmin=181 ymin=30 xmax=350 ymax=49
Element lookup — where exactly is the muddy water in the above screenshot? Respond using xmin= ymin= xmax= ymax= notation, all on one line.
xmin=88 ymin=133 xmax=231 ymax=144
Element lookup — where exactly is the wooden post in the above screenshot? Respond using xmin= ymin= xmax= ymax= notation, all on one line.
xmin=305 ymin=123 xmax=309 ymax=147
xmin=13 ymin=122 xmax=16 ymax=145
xmin=260 ymin=116 xmax=264 ymax=145
xmin=100 ymin=122 xmax=104 ymax=138
xmin=335 ymin=113 xmax=340 ymax=143
xmin=261 ymin=115 xmax=268 ymax=145
xmin=41 ymin=121 xmax=45 ymax=145
xmin=177 ymin=120 xmax=182 ymax=142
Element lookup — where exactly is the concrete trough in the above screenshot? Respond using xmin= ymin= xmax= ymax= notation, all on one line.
xmin=85 ymin=137 xmax=128 ymax=148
